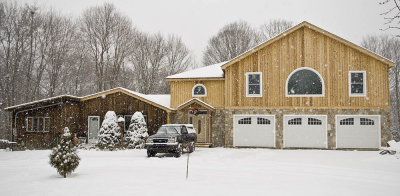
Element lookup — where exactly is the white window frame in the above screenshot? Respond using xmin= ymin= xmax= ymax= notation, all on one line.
xmin=245 ymin=72 xmax=262 ymax=97
xmin=192 ymin=84 xmax=207 ymax=97
xmin=26 ymin=117 xmax=50 ymax=132
xmin=349 ymin=71 xmax=367 ymax=97
xmin=285 ymin=67 xmax=325 ymax=97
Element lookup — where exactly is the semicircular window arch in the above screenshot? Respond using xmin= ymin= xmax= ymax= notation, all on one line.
xmin=286 ymin=68 xmax=325 ymax=97
xmin=192 ymin=84 xmax=207 ymax=97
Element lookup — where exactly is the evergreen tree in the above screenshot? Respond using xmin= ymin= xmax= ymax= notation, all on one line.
xmin=97 ymin=111 xmax=121 ymax=150
xmin=49 ymin=127 xmax=80 ymax=178
xmin=126 ymin=112 xmax=149 ymax=149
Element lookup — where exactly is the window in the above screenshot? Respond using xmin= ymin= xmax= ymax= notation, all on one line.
xmin=238 ymin=117 xmax=251 ymax=124
xmin=288 ymin=118 xmax=302 ymax=125
xmin=360 ymin=118 xmax=374 ymax=125
xmin=286 ymin=68 xmax=324 ymax=97
xmin=308 ymin=118 xmax=322 ymax=125
xmin=26 ymin=117 xmax=50 ymax=132
xmin=192 ymin=84 xmax=207 ymax=97
xmin=257 ymin=117 xmax=271 ymax=125
xmin=349 ymin=71 xmax=366 ymax=96
xmin=246 ymin=72 xmax=262 ymax=97
xmin=340 ymin=118 xmax=354 ymax=125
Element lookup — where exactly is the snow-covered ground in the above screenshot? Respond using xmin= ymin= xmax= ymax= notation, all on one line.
xmin=0 ymin=148 xmax=399 ymax=196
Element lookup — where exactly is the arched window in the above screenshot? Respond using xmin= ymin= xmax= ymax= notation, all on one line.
xmin=192 ymin=84 xmax=207 ymax=97
xmin=286 ymin=67 xmax=324 ymax=97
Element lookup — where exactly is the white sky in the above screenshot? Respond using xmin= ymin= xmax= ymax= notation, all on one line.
xmin=21 ymin=0 xmax=397 ymax=65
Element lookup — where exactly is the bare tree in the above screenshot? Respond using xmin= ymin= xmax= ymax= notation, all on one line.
xmin=362 ymin=35 xmax=400 ymax=140
xmin=202 ymin=21 xmax=260 ymax=66
xmin=259 ymin=19 xmax=293 ymax=41
xmin=80 ymin=3 xmax=135 ymax=91
xmin=380 ymin=0 xmax=400 ymax=36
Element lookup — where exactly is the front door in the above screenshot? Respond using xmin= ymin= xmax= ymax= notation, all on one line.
xmin=189 ymin=114 xmax=207 ymax=143
xmin=88 ymin=116 xmax=100 ymax=144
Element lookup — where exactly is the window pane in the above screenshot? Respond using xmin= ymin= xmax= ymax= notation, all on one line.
xmin=124 ymin=115 xmax=132 ymax=131
xmin=287 ymin=69 xmax=323 ymax=95
xmin=193 ymin=86 xmax=205 ymax=95
xmin=33 ymin=118 xmax=38 ymax=132
xmin=351 ymin=84 xmax=364 ymax=94
xmin=45 ymin=118 xmax=50 ymax=132
xmin=351 ymin=73 xmax=363 ymax=83
xmin=248 ymin=74 xmax=260 ymax=84
xmin=27 ymin=118 xmax=33 ymax=132
xmin=38 ymin=118 xmax=44 ymax=132
xmin=248 ymin=84 xmax=260 ymax=95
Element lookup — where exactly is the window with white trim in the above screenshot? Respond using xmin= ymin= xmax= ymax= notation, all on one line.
xmin=360 ymin=118 xmax=374 ymax=125
xmin=340 ymin=118 xmax=354 ymax=125
xmin=238 ymin=117 xmax=251 ymax=124
xmin=288 ymin=118 xmax=302 ymax=125
xmin=246 ymin=72 xmax=262 ymax=97
xmin=308 ymin=118 xmax=322 ymax=125
xmin=286 ymin=68 xmax=324 ymax=97
xmin=26 ymin=117 xmax=50 ymax=132
xmin=257 ymin=117 xmax=271 ymax=125
xmin=192 ymin=84 xmax=207 ymax=97
xmin=349 ymin=71 xmax=366 ymax=96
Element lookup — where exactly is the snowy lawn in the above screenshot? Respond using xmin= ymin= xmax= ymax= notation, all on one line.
xmin=0 ymin=148 xmax=399 ymax=196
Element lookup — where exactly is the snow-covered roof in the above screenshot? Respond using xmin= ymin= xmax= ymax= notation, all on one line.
xmin=81 ymin=87 xmax=173 ymax=111
xmin=6 ymin=87 xmax=173 ymax=111
xmin=166 ymin=61 xmax=227 ymax=79
xmin=176 ymin=98 xmax=215 ymax=110
xmin=4 ymin=95 xmax=79 ymax=110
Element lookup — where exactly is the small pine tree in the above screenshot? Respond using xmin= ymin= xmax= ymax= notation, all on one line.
xmin=49 ymin=127 xmax=80 ymax=178
xmin=97 ymin=111 xmax=121 ymax=150
xmin=126 ymin=112 xmax=149 ymax=149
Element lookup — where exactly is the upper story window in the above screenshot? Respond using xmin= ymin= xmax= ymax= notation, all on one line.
xmin=349 ymin=71 xmax=366 ymax=97
xmin=286 ymin=67 xmax=324 ymax=97
xmin=246 ymin=72 xmax=262 ymax=97
xmin=192 ymin=84 xmax=207 ymax=97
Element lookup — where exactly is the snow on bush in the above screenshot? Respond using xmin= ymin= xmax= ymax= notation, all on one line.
xmin=97 ymin=111 xmax=121 ymax=150
xmin=126 ymin=112 xmax=148 ymax=149
xmin=49 ymin=127 xmax=80 ymax=178
xmin=387 ymin=140 xmax=400 ymax=154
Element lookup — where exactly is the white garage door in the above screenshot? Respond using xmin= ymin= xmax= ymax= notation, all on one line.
xmin=233 ymin=115 xmax=275 ymax=147
xmin=336 ymin=115 xmax=380 ymax=149
xmin=284 ymin=115 xmax=327 ymax=148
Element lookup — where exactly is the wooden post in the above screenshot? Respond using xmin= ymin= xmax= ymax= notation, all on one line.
xmin=167 ymin=112 xmax=171 ymax=124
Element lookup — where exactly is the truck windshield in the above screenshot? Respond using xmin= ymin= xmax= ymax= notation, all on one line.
xmin=157 ymin=126 xmax=178 ymax=134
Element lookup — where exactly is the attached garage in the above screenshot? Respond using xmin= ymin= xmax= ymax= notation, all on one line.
xmin=283 ymin=115 xmax=327 ymax=148
xmin=336 ymin=115 xmax=380 ymax=149
xmin=233 ymin=115 xmax=275 ymax=147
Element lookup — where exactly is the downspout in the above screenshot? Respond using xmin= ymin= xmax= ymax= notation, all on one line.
xmin=13 ymin=102 xmax=63 ymax=142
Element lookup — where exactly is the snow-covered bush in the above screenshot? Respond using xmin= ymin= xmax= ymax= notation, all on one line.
xmin=126 ymin=112 xmax=148 ymax=149
xmin=97 ymin=111 xmax=121 ymax=150
xmin=49 ymin=127 xmax=80 ymax=178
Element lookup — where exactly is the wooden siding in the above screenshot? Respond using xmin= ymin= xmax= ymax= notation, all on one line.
xmin=169 ymin=80 xmax=225 ymax=109
xmin=224 ymin=26 xmax=390 ymax=109
xmin=80 ymin=92 xmax=167 ymax=136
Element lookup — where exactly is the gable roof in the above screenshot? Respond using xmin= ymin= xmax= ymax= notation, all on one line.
xmin=176 ymin=98 xmax=215 ymax=111
xmin=221 ymin=21 xmax=394 ymax=69
xmin=166 ymin=61 xmax=227 ymax=80
xmin=80 ymin=87 xmax=173 ymax=111
xmin=5 ymin=87 xmax=173 ymax=112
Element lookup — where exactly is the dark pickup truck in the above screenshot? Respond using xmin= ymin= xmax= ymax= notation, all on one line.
xmin=145 ymin=124 xmax=197 ymax=157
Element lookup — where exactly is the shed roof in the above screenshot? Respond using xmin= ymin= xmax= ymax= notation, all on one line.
xmin=166 ymin=61 xmax=227 ymax=80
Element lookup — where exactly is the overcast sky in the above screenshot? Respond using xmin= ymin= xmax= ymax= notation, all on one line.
xmin=21 ymin=0 xmax=396 ymax=65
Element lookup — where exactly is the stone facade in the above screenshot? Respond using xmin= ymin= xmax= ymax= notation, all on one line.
xmin=171 ymin=108 xmax=392 ymax=149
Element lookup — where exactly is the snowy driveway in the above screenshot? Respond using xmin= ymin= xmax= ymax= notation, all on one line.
xmin=0 ymin=148 xmax=399 ymax=196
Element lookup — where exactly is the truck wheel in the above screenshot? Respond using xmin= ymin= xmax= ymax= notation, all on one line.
xmin=175 ymin=144 xmax=182 ymax=158
xmin=189 ymin=142 xmax=195 ymax=153
xmin=147 ymin=150 xmax=155 ymax=157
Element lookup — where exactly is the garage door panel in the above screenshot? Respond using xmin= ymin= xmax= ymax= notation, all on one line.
xmin=234 ymin=116 xmax=275 ymax=147
xmin=336 ymin=115 xmax=380 ymax=149
xmin=284 ymin=115 xmax=327 ymax=148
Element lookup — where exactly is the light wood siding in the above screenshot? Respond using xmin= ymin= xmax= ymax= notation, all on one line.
xmin=170 ymin=80 xmax=225 ymax=109
xmin=225 ymin=26 xmax=390 ymax=109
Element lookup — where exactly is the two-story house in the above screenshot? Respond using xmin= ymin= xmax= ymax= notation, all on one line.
xmin=167 ymin=21 xmax=394 ymax=149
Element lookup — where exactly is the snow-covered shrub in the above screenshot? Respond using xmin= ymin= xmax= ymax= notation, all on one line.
xmin=49 ymin=127 xmax=80 ymax=178
xmin=97 ymin=111 xmax=121 ymax=150
xmin=126 ymin=112 xmax=148 ymax=149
